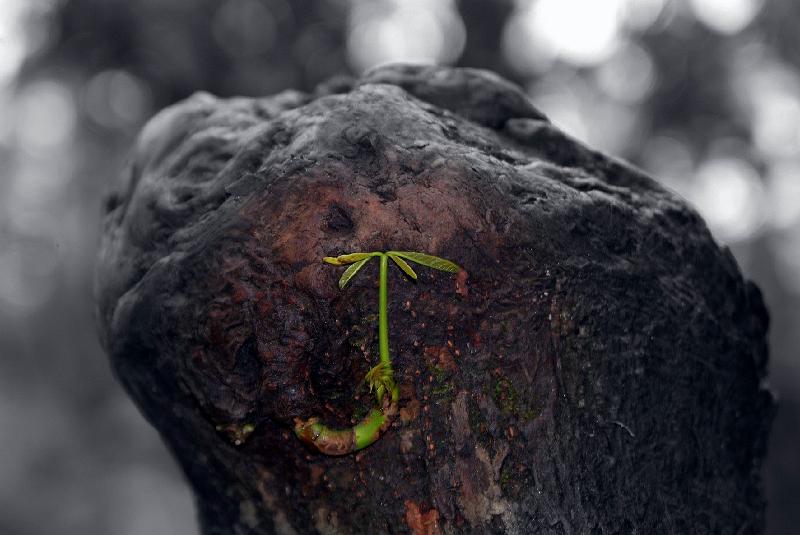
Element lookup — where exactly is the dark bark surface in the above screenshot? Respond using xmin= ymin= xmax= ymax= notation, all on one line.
xmin=95 ymin=64 xmax=773 ymax=534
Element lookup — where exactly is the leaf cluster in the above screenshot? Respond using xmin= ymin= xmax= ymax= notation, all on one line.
xmin=323 ymin=251 xmax=460 ymax=289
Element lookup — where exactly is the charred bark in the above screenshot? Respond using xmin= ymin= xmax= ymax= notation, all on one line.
xmin=95 ymin=64 xmax=773 ymax=534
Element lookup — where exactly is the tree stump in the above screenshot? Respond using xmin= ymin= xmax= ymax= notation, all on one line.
xmin=95 ymin=64 xmax=773 ymax=534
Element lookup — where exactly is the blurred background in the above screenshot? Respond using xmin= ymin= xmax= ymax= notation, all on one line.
xmin=0 ymin=0 xmax=797 ymax=533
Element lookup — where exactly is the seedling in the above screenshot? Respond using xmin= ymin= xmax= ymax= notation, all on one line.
xmin=294 ymin=251 xmax=461 ymax=455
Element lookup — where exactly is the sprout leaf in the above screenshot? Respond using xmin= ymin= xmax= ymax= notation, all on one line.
xmin=388 ymin=253 xmax=418 ymax=280
xmin=390 ymin=251 xmax=460 ymax=273
xmin=339 ymin=256 xmax=372 ymax=289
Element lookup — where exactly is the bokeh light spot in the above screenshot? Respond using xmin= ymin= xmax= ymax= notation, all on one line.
xmin=520 ymin=0 xmax=623 ymax=67
xmin=687 ymin=0 xmax=763 ymax=34
xmin=731 ymin=50 xmax=800 ymax=159
xmin=0 ymin=32 xmax=25 ymax=88
xmin=84 ymin=70 xmax=152 ymax=130
xmin=530 ymin=71 xmax=641 ymax=156
xmin=347 ymin=0 xmax=465 ymax=72
xmin=0 ymin=0 xmax=30 ymax=87
xmin=529 ymin=73 xmax=589 ymax=143
xmin=16 ymin=79 xmax=76 ymax=153
xmin=595 ymin=40 xmax=656 ymax=103
xmin=502 ymin=7 xmax=555 ymax=75
xmin=691 ymin=157 xmax=765 ymax=242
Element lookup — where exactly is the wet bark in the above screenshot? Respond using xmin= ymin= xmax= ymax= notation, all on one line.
xmin=95 ymin=64 xmax=773 ymax=534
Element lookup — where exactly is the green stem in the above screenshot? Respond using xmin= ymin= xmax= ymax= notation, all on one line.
xmin=377 ymin=252 xmax=399 ymax=407
xmin=378 ymin=253 xmax=390 ymax=366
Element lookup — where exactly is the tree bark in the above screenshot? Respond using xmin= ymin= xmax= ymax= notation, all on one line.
xmin=95 ymin=64 xmax=773 ymax=534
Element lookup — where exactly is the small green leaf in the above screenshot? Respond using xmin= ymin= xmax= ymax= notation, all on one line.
xmin=336 ymin=252 xmax=373 ymax=264
xmin=388 ymin=253 xmax=417 ymax=280
xmin=339 ymin=256 xmax=372 ymax=289
xmin=390 ymin=251 xmax=461 ymax=273
xmin=323 ymin=252 xmax=373 ymax=265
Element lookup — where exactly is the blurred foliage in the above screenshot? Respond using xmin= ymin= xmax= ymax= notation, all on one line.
xmin=0 ymin=0 xmax=798 ymax=533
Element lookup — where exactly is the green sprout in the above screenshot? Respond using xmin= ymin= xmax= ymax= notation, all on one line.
xmin=294 ymin=251 xmax=461 ymax=456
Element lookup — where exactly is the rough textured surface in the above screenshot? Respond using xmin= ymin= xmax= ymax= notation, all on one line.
xmin=95 ymin=64 xmax=773 ymax=534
